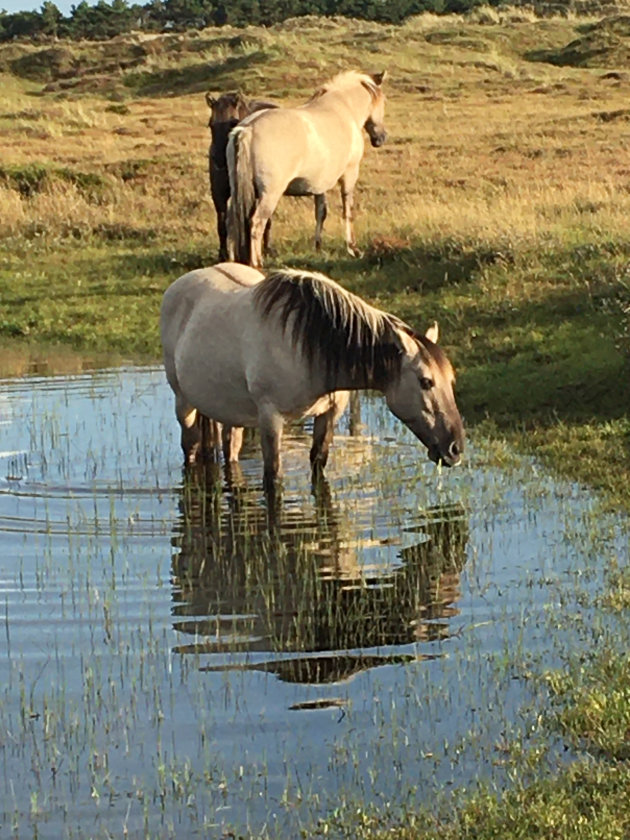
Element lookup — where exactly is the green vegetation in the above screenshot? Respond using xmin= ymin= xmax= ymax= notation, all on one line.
xmin=0 ymin=0 xmax=527 ymax=43
xmin=1 ymin=9 xmax=629 ymax=837
xmin=318 ymin=763 xmax=630 ymax=838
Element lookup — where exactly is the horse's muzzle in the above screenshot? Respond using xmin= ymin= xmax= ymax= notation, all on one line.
xmin=428 ymin=439 xmax=462 ymax=468
xmin=370 ymin=131 xmax=387 ymax=148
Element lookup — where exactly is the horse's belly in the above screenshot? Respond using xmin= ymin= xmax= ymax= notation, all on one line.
xmin=283 ymin=393 xmax=336 ymax=420
xmin=187 ymin=378 xmax=259 ymax=428
xmin=176 ymin=348 xmax=259 ymax=427
xmin=285 ymin=177 xmax=314 ymax=196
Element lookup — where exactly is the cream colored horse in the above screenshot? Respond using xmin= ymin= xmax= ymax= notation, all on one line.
xmin=226 ymin=70 xmax=387 ymax=268
xmin=160 ymin=263 xmax=464 ymax=492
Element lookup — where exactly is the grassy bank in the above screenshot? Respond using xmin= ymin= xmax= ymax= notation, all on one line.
xmin=320 ymin=565 xmax=630 ymax=839
xmin=1 ymin=8 xmax=629 ymax=837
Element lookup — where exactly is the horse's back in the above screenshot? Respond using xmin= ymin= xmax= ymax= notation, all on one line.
xmin=241 ymin=105 xmax=359 ymax=194
xmin=161 ymin=263 xmax=263 ymax=365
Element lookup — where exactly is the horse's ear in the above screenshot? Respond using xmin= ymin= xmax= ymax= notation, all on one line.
xmin=371 ymin=71 xmax=387 ymax=86
xmin=205 ymin=91 xmax=216 ymax=109
xmin=236 ymin=90 xmax=249 ymax=116
xmin=424 ymin=321 xmax=439 ymax=344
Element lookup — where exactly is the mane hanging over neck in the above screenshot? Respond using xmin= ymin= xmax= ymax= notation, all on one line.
xmin=253 ymin=270 xmax=409 ymax=389
xmin=310 ymin=70 xmax=381 ymax=102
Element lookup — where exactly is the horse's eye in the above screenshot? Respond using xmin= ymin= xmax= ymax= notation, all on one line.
xmin=419 ymin=377 xmax=434 ymax=391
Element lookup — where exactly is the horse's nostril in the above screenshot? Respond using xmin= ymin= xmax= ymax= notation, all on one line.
xmin=449 ymin=441 xmax=460 ymax=458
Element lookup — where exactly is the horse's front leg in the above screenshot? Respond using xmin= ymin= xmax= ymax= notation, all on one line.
xmin=211 ymin=167 xmax=230 ymax=261
xmin=258 ymin=406 xmax=284 ymax=494
xmin=217 ymin=209 xmax=228 ymax=261
xmin=314 ymin=194 xmax=328 ymax=251
xmin=340 ymin=168 xmax=361 ymax=257
xmin=310 ymin=391 xmax=350 ymax=481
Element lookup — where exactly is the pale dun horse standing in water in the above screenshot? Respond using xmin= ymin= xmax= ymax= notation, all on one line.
xmin=226 ymin=70 xmax=388 ymax=267
xmin=160 ymin=263 xmax=464 ymax=494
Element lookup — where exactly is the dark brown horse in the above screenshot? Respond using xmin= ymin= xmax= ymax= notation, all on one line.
xmin=206 ymin=92 xmax=276 ymax=260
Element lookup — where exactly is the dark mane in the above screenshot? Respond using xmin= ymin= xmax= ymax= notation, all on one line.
xmin=254 ymin=270 xmax=411 ymax=389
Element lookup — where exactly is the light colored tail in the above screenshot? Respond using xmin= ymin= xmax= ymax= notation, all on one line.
xmin=226 ymin=126 xmax=256 ymax=265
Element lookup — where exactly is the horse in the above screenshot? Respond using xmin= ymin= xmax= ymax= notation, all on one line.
xmin=226 ymin=70 xmax=388 ymax=268
xmin=160 ymin=263 xmax=464 ymax=493
xmin=206 ymin=91 xmax=277 ymax=261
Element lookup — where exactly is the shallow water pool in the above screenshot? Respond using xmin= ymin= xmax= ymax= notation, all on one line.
xmin=0 ymin=366 xmax=627 ymax=839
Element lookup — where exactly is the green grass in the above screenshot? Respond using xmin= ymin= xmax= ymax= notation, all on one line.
xmin=320 ymin=762 xmax=630 ymax=839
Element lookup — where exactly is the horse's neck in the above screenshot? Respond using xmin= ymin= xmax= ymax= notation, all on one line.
xmin=318 ymin=87 xmax=370 ymax=127
xmin=318 ymin=337 xmax=402 ymax=394
xmin=328 ymin=364 xmax=379 ymax=392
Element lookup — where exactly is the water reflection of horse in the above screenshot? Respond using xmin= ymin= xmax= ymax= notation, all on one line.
xmin=226 ymin=70 xmax=388 ymax=268
xmin=160 ymin=263 xmax=464 ymax=493
xmin=206 ymin=92 xmax=277 ymax=261
xmin=170 ymin=465 xmax=469 ymax=684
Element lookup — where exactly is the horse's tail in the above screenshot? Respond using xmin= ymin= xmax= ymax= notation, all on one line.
xmin=227 ymin=125 xmax=255 ymax=265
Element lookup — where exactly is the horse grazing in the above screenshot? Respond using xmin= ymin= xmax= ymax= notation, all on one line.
xmin=160 ymin=263 xmax=464 ymax=493
xmin=206 ymin=91 xmax=276 ymax=260
xmin=226 ymin=70 xmax=388 ymax=268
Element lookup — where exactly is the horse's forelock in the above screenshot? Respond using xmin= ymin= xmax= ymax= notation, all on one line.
xmin=417 ymin=334 xmax=455 ymax=378
xmin=360 ymin=78 xmax=383 ymax=103
xmin=209 ymin=92 xmax=248 ymax=123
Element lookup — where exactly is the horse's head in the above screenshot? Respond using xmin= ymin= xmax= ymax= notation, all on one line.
xmin=385 ymin=322 xmax=464 ymax=467
xmin=206 ymin=91 xmax=249 ymax=134
xmin=362 ymin=71 xmax=388 ymax=148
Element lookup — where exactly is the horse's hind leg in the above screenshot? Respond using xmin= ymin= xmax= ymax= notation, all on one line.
xmin=262 ymin=219 xmax=274 ymax=257
xmin=314 ymin=194 xmax=328 ymax=251
xmin=222 ymin=426 xmax=244 ymax=463
xmin=199 ymin=415 xmax=223 ymax=461
xmin=176 ymin=396 xmax=203 ymax=465
xmin=250 ymin=191 xmax=281 ymax=268
xmin=310 ymin=391 xmax=350 ymax=480
xmin=176 ymin=396 xmax=222 ymax=465
xmin=340 ymin=168 xmax=361 ymax=257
